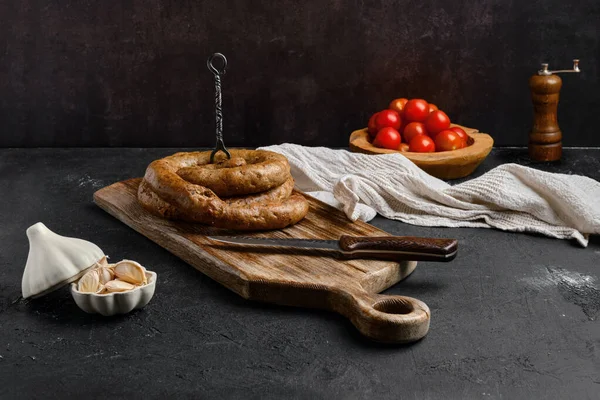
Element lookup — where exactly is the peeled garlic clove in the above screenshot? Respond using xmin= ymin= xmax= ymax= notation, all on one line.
xmin=94 ymin=255 xmax=109 ymax=268
xmin=78 ymin=269 xmax=100 ymax=293
xmin=97 ymin=267 xmax=115 ymax=285
xmin=105 ymin=263 xmax=117 ymax=274
xmin=113 ymin=260 xmax=146 ymax=285
xmin=104 ymin=279 xmax=135 ymax=293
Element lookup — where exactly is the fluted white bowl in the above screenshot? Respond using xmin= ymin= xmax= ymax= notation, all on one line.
xmin=70 ymin=270 xmax=157 ymax=316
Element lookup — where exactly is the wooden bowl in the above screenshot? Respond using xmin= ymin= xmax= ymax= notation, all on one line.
xmin=349 ymin=125 xmax=494 ymax=179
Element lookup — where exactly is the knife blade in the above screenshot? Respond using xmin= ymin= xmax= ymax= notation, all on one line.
xmin=207 ymin=235 xmax=458 ymax=262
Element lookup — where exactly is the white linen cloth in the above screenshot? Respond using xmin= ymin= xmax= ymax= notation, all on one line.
xmin=259 ymin=144 xmax=600 ymax=247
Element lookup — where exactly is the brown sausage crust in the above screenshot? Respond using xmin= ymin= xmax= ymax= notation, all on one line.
xmin=176 ymin=150 xmax=291 ymax=197
xmin=138 ymin=150 xmax=308 ymax=231
xmin=138 ymin=176 xmax=296 ymax=218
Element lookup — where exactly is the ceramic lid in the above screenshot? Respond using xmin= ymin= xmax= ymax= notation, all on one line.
xmin=21 ymin=222 xmax=106 ymax=299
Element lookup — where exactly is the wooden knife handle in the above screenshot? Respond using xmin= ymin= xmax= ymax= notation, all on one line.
xmin=338 ymin=235 xmax=458 ymax=262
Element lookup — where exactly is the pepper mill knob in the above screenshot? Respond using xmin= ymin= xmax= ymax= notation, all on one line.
xmin=539 ymin=63 xmax=550 ymax=75
xmin=529 ymin=59 xmax=581 ymax=162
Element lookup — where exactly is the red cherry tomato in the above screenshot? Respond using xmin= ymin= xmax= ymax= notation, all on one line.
xmin=398 ymin=120 xmax=407 ymax=137
xmin=367 ymin=112 xmax=379 ymax=137
xmin=373 ymin=127 xmax=402 ymax=150
xmin=425 ymin=110 xmax=451 ymax=137
xmin=449 ymin=126 xmax=469 ymax=143
xmin=389 ymin=98 xmax=408 ymax=116
xmin=428 ymin=103 xmax=438 ymax=113
xmin=409 ymin=135 xmax=435 ymax=153
xmin=403 ymin=99 xmax=429 ymax=122
xmin=403 ymin=122 xmax=428 ymax=144
xmin=398 ymin=143 xmax=410 ymax=152
xmin=375 ymin=109 xmax=402 ymax=131
xmin=434 ymin=130 xmax=466 ymax=152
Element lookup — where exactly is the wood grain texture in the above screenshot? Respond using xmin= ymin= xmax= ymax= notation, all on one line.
xmin=339 ymin=235 xmax=458 ymax=255
xmin=529 ymin=74 xmax=563 ymax=161
xmin=93 ymin=178 xmax=430 ymax=343
xmin=348 ymin=125 xmax=494 ymax=179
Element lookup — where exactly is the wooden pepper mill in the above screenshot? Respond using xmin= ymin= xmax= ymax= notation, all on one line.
xmin=529 ymin=59 xmax=581 ymax=161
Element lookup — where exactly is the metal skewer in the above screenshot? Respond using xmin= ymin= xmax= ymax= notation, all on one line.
xmin=207 ymin=53 xmax=231 ymax=163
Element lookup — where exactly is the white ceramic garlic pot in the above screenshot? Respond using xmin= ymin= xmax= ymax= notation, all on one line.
xmin=22 ymin=222 xmax=106 ymax=299
xmin=71 ymin=270 xmax=157 ymax=316
xmin=22 ymin=222 xmax=157 ymax=316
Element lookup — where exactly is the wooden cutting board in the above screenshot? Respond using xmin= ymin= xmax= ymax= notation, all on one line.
xmin=93 ymin=178 xmax=430 ymax=343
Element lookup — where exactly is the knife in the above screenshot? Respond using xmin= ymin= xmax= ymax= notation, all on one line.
xmin=207 ymin=235 xmax=458 ymax=262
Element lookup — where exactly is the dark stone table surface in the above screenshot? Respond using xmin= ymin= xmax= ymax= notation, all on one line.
xmin=1 ymin=147 xmax=599 ymax=399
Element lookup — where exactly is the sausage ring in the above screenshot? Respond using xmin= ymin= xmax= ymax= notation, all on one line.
xmin=138 ymin=149 xmax=309 ymax=231
xmin=175 ymin=150 xmax=291 ymax=197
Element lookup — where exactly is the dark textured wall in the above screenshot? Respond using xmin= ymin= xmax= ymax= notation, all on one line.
xmin=1 ymin=0 xmax=598 ymax=148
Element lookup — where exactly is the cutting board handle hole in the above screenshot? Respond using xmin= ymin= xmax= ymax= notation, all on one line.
xmin=372 ymin=298 xmax=414 ymax=315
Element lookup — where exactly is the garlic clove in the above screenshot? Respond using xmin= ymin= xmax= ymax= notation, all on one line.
xmin=78 ymin=269 xmax=101 ymax=293
xmin=96 ymin=284 xmax=106 ymax=294
xmin=104 ymin=279 xmax=135 ymax=293
xmin=94 ymin=255 xmax=109 ymax=268
xmin=113 ymin=260 xmax=147 ymax=286
xmin=97 ymin=267 xmax=115 ymax=285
